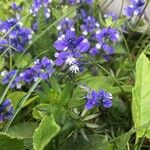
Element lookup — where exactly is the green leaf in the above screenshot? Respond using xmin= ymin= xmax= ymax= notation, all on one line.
xmin=33 ymin=115 xmax=60 ymax=150
xmin=112 ymin=129 xmax=134 ymax=150
xmin=13 ymin=53 xmax=32 ymax=68
xmin=132 ymin=54 xmax=150 ymax=138
xmin=105 ymin=17 xmax=113 ymax=27
xmin=50 ymin=77 xmax=61 ymax=94
xmin=6 ymin=122 xmax=38 ymax=139
xmin=60 ymin=81 xmax=74 ymax=105
xmin=60 ymin=134 xmax=110 ymax=150
xmin=80 ymin=73 xmax=113 ymax=91
xmin=0 ymin=132 xmax=24 ymax=150
xmin=6 ymin=122 xmax=38 ymax=150
xmin=32 ymin=104 xmax=48 ymax=120
xmin=7 ymin=91 xmax=26 ymax=108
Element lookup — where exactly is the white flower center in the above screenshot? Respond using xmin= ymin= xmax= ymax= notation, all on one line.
xmin=69 ymin=64 xmax=80 ymax=73
xmin=65 ymin=56 xmax=76 ymax=65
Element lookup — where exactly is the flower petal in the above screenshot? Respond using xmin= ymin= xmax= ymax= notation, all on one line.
xmin=54 ymin=40 xmax=67 ymax=51
xmin=65 ymin=30 xmax=76 ymax=41
xmin=85 ymin=100 xmax=93 ymax=110
xmin=78 ymin=39 xmax=90 ymax=53
xmin=103 ymin=99 xmax=113 ymax=108
xmin=55 ymin=58 xmax=65 ymax=66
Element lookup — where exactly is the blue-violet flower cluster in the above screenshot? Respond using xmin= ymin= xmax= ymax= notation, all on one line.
xmin=66 ymin=0 xmax=94 ymax=5
xmin=0 ymin=18 xmax=33 ymax=52
xmin=30 ymin=0 xmax=52 ymax=31
xmin=1 ymin=57 xmax=54 ymax=88
xmin=123 ymin=0 xmax=145 ymax=18
xmin=0 ymin=99 xmax=14 ymax=123
xmin=85 ymin=90 xmax=113 ymax=110
xmin=54 ymin=29 xmax=90 ymax=73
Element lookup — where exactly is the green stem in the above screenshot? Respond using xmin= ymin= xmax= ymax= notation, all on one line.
xmin=9 ymin=49 xmax=12 ymax=70
xmin=3 ymin=79 xmax=41 ymax=132
xmin=0 ymin=71 xmax=18 ymax=105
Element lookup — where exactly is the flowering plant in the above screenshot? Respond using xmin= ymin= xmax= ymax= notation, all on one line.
xmin=0 ymin=0 xmax=149 ymax=149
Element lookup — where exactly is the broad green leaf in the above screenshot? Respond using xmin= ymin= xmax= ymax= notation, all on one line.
xmin=60 ymin=134 xmax=111 ymax=150
xmin=111 ymin=129 xmax=134 ymax=150
xmin=32 ymin=104 xmax=48 ymax=120
xmin=33 ymin=115 xmax=60 ymax=150
xmin=68 ymin=85 xmax=86 ymax=108
xmin=6 ymin=122 xmax=38 ymax=150
xmin=7 ymin=91 xmax=26 ymax=108
xmin=60 ymin=81 xmax=74 ymax=105
xmin=132 ymin=54 xmax=150 ymax=138
xmin=7 ymin=122 xmax=38 ymax=139
xmin=13 ymin=53 xmax=32 ymax=68
xmin=38 ymin=82 xmax=60 ymax=103
xmin=0 ymin=132 xmax=24 ymax=150
xmin=80 ymin=73 xmax=113 ymax=91
xmin=50 ymin=77 xmax=61 ymax=94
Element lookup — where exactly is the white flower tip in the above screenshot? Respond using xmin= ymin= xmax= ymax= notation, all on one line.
xmin=96 ymin=43 xmax=101 ymax=49
xmin=57 ymin=26 xmax=61 ymax=30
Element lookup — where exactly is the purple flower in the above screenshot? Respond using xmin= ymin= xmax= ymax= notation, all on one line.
xmin=67 ymin=0 xmax=94 ymax=5
xmin=2 ymin=70 xmax=17 ymax=84
xmin=54 ymin=29 xmax=90 ymax=73
xmin=80 ymin=16 xmax=100 ymax=35
xmin=1 ymin=70 xmax=22 ymax=89
xmin=1 ymin=57 xmax=54 ymax=87
xmin=33 ymin=57 xmax=55 ymax=80
xmin=85 ymin=89 xmax=113 ymax=110
xmin=32 ymin=20 xmax=38 ymax=32
xmin=85 ymin=90 xmax=100 ymax=109
xmin=11 ymin=3 xmax=22 ymax=11
xmin=57 ymin=17 xmax=75 ymax=34
xmin=98 ymin=89 xmax=113 ymax=108
xmin=20 ymin=57 xmax=54 ymax=83
xmin=44 ymin=8 xmax=51 ymax=19
xmin=30 ymin=0 xmax=52 ymax=19
xmin=90 ymin=27 xmax=119 ymax=57
xmin=104 ymin=12 xmax=118 ymax=21
xmin=0 ymin=18 xmax=33 ymax=52
xmin=54 ymin=29 xmax=90 ymax=52
xmin=20 ymin=68 xmax=37 ymax=83
xmin=0 ymin=99 xmax=14 ymax=122
xmin=123 ymin=0 xmax=145 ymax=18
xmin=0 ymin=39 xmax=8 ymax=51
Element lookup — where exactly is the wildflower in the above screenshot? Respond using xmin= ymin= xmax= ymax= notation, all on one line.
xmin=54 ymin=29 xmax=90 ymax=52
xmin=30 ymin=0 xmax=52 ymax=18
xmin=85 ymin=89 xmax=113 ymax=110
xmin=11 ymin=2 xmax=22 ymax=11
xmin=0 ymin=99 xmax=14 ymax=122
xmin=123 ymin=0 xmax=145 ymax=18
xmin=67 ymin=0 xmax=94 ymax=5
xmin=1 ymin=57 xmax=54 ymax=87
xmin=54 ymin=29 xmax=90 ymax=73
xmin=20 ymin=68 xmax=37 ymax=83
xmin=1 ymin=70 xmax=22 ymax=89
xmin=57 ymin=17 xmax=75 ymax=34
xmin=2 ymin=70 xmax=17 ymax=84
xmin=0 ymin=18 xmax=33 ymax=52
xmin=20 ymin=57 xmax=54 ymax=83
xmin=32 ymin=20 xmax=38 ymax=32
xmin=0 ymin=39 xmax=8 ymax=51
xmin=104 ymin=12 xmax=118 ymax=21
xmin=89 ymin=27 xmax=120 ymax=56
xmin=80 ymin=16 xmax=100 ymax=35
xmin=33 ymin=57 xmax=55 ymax=80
